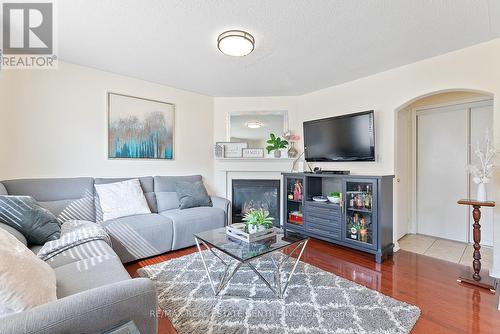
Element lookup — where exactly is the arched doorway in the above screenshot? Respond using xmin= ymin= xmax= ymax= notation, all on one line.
xmin=394 ymin=89 xmax=494 ymax=265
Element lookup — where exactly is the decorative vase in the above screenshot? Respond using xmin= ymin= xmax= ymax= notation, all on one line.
xmin=274 ymin=150 xmax=281 ymax=158
xmin=477 ymin=182 xmax=487 ymax=201
xmin=287 ymin=142 xmax=298 ymax=158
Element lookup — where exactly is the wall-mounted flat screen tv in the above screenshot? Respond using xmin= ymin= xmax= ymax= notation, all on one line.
xmin=304 ymin=110 xmax=375 ymax=162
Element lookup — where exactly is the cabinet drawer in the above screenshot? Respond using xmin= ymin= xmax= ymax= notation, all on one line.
xmin=305 ymin=203 xmax=340 ymax=216
xmin=306 ymin=215 xmax=341 ymax=229
xmin=306 ymin=225 xmax=341 ymax=240
xmin=307 ymin=210 xmax=342 ymax=221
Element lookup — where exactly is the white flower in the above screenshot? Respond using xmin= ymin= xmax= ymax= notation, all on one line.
xmin=468 ymin=131 xmax=497 ymax=184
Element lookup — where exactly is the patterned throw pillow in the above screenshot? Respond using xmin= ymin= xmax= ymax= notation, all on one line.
xmin=176 ymin=180 xmax=212 ymax=210
xmin=0 ymin=196 xmax=61 ymax=245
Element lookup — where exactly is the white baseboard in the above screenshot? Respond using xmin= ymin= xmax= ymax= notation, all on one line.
xmin=393 ymin=241 xmax=400 ymax=252
xmin=489 ymin=266 xmax=500 ymax=279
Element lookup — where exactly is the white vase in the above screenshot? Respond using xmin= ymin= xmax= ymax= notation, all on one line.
xmin=477 ymin=182 xmax=487 ymax=201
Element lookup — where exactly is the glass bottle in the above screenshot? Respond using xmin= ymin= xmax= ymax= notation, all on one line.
xmin=355 ymin=193 xmax=363 ymax=209
xmin=364 ymin=185 xmax=372 ymax=210
xmin=360 ymin=216 xmax=368 ymax=242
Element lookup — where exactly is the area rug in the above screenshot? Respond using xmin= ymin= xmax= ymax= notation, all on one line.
xmin=138 ymin=251 xmax=420 ymax=334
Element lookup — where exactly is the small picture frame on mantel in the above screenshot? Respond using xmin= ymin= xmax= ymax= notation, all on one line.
xmin=216 ymin=142 xmax=248 ymax=158
xmin=242 ymin=148 xmax=265 ymax=158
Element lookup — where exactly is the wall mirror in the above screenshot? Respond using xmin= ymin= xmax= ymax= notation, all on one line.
xmin=227 ymin=110 xmax=289 ymax=148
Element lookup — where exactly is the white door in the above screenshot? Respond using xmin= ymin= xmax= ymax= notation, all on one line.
xmin=417 ymin=105 xmax=469 ymax=241
xmin=469 ymin=102 xmax=494 ymax=246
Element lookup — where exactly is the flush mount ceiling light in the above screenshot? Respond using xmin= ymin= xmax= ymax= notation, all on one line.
xmin=217 ymin=30 xmax=255 ymax=56
xmin=245 ymin=121 xmax=262 ymax=129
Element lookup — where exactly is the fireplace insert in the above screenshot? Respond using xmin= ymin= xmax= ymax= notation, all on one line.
xmin=231 ymin=179 xmax=280 ymax=226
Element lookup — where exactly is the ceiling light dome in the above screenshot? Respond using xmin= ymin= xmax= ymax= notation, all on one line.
xmin=217 ymin=30 xmax=255 ymax=56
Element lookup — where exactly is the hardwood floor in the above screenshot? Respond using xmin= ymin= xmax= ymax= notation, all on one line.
xmin=125 ymin=238 xmax=500 ymax=334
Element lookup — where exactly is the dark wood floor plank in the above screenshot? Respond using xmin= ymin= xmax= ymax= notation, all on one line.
xmin=125 ymin=238 xmax=500 ymax=334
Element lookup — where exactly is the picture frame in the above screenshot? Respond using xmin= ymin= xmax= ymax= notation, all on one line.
xmin=107 ymin=92 xmax=175 ymax=160
xmin=242 ymin=148 xmax=265 ymax=158
xmin=216 ymin=142 xmax=247 ymax=158
xmin=214 ymin=143 xmax=225 ymax=158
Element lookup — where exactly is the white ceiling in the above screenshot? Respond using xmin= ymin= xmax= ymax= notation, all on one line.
xmin=59 ymin=0 xmax=500 ymax=97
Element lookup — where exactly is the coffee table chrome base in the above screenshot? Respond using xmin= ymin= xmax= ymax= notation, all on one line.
xmin=195 ymin=237 xmax=308 ymax=299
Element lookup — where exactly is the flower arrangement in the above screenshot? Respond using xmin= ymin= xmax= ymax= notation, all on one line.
xmin=469 ymin=132 xmax=496 ymax=185
xmin=469 ymin=131 xmax=497 ymax=201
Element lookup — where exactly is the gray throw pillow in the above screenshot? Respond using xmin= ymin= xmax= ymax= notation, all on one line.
xmin=0 ymin=196 xmax=61 ymax=245
xmin=176 ymin=181 xmax=212 ymax=210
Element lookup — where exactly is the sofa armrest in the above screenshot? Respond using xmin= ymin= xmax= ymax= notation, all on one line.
xmin=211 ymin=196 xmax=231 ymax=225
xmin=0 ymin=278 xmax=158 ymax=334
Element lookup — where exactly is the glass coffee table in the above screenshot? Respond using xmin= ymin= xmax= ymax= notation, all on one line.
xmin=194 ymin=227 xmax=308 ymax=299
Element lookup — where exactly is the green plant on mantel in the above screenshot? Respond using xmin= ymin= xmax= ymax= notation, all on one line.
xmin=242 ymin=208 xmax=274 ymax=230
xmin=266 ymin=133 xmax=288 ymax=154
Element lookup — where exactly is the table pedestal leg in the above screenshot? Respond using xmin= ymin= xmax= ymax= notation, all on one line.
xmin=472 ymin=205 xmax=482 ymax=281
xmin=457 ymin=205 xmax=496 ymax=292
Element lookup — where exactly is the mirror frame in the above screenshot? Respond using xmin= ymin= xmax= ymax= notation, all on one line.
xmin=226 ymin=110 xmax=289 ymax=142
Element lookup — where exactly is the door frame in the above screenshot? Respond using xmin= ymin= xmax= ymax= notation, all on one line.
xmin=407 ymin=97 xmax=493 ymax=240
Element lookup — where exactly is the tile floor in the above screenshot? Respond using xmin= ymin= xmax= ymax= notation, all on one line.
xmin=398 ymin=234 xmax=493 ymax=269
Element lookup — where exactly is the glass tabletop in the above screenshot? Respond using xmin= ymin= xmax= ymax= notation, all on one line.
xmin=194 ymin=227 xmax=308 ymax=262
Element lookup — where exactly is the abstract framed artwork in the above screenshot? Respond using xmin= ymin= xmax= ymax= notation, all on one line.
xmin=107 ymin=92 xmax=175 ymax=159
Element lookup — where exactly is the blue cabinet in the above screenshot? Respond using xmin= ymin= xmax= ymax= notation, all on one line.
xmin=283 ymin=173 xmax=394 ymax=263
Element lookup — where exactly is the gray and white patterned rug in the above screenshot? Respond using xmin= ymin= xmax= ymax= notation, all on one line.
xmin=138 ymin=251 xmax=420 ymax=334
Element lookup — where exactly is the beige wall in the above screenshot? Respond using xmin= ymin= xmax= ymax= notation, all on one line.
xmin=1 ymin=62 xmax=216 ymax=191
xmin=214 ymin=38 xmax=500 ymax=276
xmin=0 ymin=71 xmax=12 ymax=179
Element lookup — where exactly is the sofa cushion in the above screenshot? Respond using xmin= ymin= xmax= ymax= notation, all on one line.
xmin=1 ymin=178 xmax=96 ymax=223
xmin=95 ymin=179 xmax=151 ymax=221
xmin=54 ymin=255 xmax=130 ymax=298
xmin=155 ymin=192 xmax=180 ymax=212
xmin=176 ymin=180 xmax=212 ymax=210
xmin=159 ymin=207 xmax=225 ymax=250
xmin=0 ymin=222 xmax=28 ymax=246
xmin=43 ymin=240 xmax=117 ymax=269
xmin=101 ymin=214 xmax=174 ymax=263
xmin=0 ymin=195 xmax=61 ymax=245
xmin=0 ymin=229 xmax=57 ymax=316
xmin=0 ymin=183 xmax=7 ymax=195
xmin=154 ymin=175 xmax=202 ymax=211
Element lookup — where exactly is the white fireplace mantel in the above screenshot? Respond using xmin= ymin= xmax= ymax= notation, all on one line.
xmin=214 ymin=160 xmax=297 ymax=226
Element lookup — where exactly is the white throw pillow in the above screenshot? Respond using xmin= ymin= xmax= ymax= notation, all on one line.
xmin=0 ymin=229 xmax=57 ymax=316
xmin=95 ymin=179 xmax=151 ymax=221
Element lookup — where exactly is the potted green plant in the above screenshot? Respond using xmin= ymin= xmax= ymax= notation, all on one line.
xmin=266 ymin=133 xmax=289 ymax=158
xmin=327 ymin=192 xmax=341 ymax=204
xmin=242 ymin=208 xmax=274 ymax=234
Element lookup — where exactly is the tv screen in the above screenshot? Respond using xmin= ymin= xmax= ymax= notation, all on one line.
xmin=304 ymin=111 xmax=375 ymax=162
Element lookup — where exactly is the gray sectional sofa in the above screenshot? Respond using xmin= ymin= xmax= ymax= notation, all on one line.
xmin=0 ymin=175 xmax=230 ymax=334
